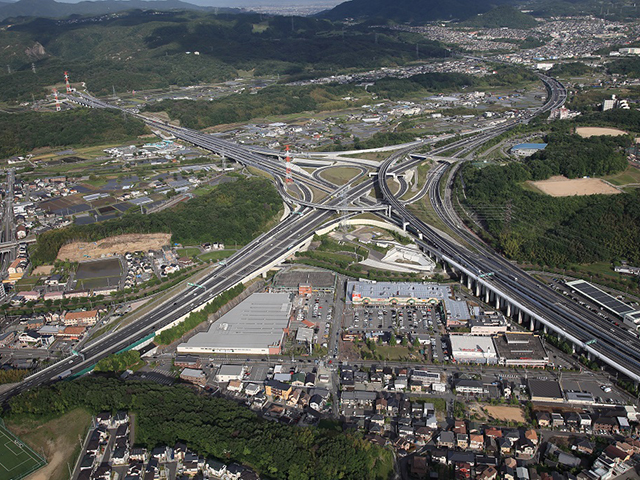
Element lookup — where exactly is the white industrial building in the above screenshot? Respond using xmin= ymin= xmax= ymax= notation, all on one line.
xmin=215 ymin=364 xmax=246 ymax=383
xmin=177 ymin=293 xmax=292 ymax=355
xmin=450 ymin=335 xmax=498 ymax=364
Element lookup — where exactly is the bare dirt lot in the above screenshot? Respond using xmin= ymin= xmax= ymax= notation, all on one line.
xmin=57 ymin=233 xmax=171 ymax=262
xmin=529 ymin=175 xmax=620 ymax=197
xmin=576 ymin=126 xmax=628 ymax=138
xmin=31 ymin=265 xmax=54 ymax=276
xmin=483 ymin=405 xmax=526 ymax=423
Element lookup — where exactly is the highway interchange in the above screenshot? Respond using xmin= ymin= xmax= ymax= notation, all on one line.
xmin=2 ymin=71 xmax=639 ymax=404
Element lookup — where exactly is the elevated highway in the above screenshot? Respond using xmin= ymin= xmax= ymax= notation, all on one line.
xmin=376 ymin=77 xmax=640 ymax=382
xmin=5 ymin=68 xmax=636 ymax=408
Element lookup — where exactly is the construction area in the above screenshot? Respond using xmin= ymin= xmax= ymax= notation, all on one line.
xmin=57 ymin=233 xmax=171 ymax=262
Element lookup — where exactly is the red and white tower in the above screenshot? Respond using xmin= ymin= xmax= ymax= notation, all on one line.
xmin=284 ymin=145 xmax=293 ymax=186
xmin=64 ymin=71 xmax=71 ymax=93
xmin=53 ymin=88 xmax=61 ymax=112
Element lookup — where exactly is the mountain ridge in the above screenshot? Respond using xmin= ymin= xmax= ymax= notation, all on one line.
xmin=318 ymin=0 xmax=516 ymax=23
xmin=0 ymin=0 xmax=231 ymax=21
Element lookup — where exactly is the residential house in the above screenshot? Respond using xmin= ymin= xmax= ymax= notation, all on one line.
xmin=579 ymin=413 xmax=592 ymax=430
xmin=469 ymin=433 xmax=484 ymax=450
xmin=499 ymin=437 xmax=513 ymax=455
xmin=516 ymin=439 xmax=536 ymax=458
xmin=63 ymin=309 xmax=99 ymax=326
xmin=438 ymin=431 xmax=455 ymax=449
xmin=524 ymin=429 xmax=538 ymax=445
xmin=593 ymin=416 xmax=618 ymax=434
xmin=478 ymin=466 xmax=498 ymax=480
xmin=206 ymin=459 xmax=226 ymax=478
xmin=291 ymin=372 xmax=306 ymax=386
xmin=457 ymin=433 xmax=469 ymax=449
xmin=536 ymin=412 xmax=551 ymax=428
xmin=573 ymin=438 xmax=595 ymax=455
xmin=550 ymin=413 xmax=565 ymax=429
xmin=265 ymin=380 xmax=293 ymax=400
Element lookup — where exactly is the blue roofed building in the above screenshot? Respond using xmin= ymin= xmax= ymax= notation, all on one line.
xmin=510 ymin=143 xmax=547 ymax=156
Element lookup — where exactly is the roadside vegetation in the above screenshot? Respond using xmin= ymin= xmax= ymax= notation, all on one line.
xmin=154 ymin=284 xmax=245 ymax=345
xmin=94 ymin=351 xmax=143 ymax=373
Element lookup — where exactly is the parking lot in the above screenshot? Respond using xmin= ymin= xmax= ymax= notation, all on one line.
xmin=561 ymin=377 xmax=628 ymax=406
xmin=345 ymin=304 xmax=451 ymax=361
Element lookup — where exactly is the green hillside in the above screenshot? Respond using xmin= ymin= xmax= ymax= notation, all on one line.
xmin=0 ymin=10 xmax=448 ymax=103
xmin=319 ymin=0 xmax=514 ymax=23
xmin=462 ymin=6 xmax=538 ymax=29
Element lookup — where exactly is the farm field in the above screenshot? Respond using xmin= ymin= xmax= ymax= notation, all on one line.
xmin=75 ymin=258 xmax=122 ymax=290
xmin=528 ymin=175 xmax=620 ymax=197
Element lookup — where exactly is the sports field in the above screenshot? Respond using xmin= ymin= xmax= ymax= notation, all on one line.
xmin=0 ymin=422 xmax=46 ymax=480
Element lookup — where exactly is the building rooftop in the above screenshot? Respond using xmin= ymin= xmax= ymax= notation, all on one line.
xmin=450 ymin=335 xmax=496 ymax=355
xmin=493 ymin=333 xmax=548 ymax=362
xmin=273 ymin=269 xmax=336 ymax=290
xmin=347 ymin=281 xmax=451 ymax=302
xmin=296 ymin=327 xmax=314 ymax=343
xmin=528 ymin=379 xmax=563 ymax=400
xmin=181 ymin=368 xmax=206 ymax=379
xmin=567 ymin=279 xmax=638 ymax=317
xmin=444 ymin=298 xmax=471 ymax=321
xmin=511 ymin=143 xmax=547 ymax=150
xmin=178 ymin=293 xmax=292 ymax=352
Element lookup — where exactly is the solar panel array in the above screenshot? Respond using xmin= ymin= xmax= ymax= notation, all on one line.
xmin=567 ymin=280 xmax=635 ymax=316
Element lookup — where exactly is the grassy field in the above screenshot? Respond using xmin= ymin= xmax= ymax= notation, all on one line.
xmin=0 ymin=422 xmax=46 ymax=480
xmin=192 ymin=185 xmax=217 ymax=197
xmin=199 ymin=250 xmax=235 ymax=262
xmin=4 ymin=408 xmax=92 ymax=480
xmin=603 ymin=165 xmax=640 ymax=186
xmin=567 ymin=262 xmax=624 ymax=282
xmin=340 ymin=151 xmax=387 ymax=161
xmin=177 ymin=247 xmax=201 ymax=258
xmin=318 ymin=166 xmax=361 ymax=185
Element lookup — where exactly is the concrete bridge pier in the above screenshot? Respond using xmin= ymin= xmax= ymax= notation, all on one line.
xmin=475 ymin=282 xmax=481 ymax=297
xmin=495 ymin=295 xmax=501 ymax=310
xmin=506 ymin=302 xmax=512 ymax=317
xmin=529 ymin=317 xmax=536 ymax=331
xmin=467 ymin=276 xmax=473 ymax=290
xmin=485 ymin=287 xmax=490 ymax=304
xmin=518 ymin=310 xmax=523 ymax=325
xmin=402 ymin=220 xmax=409 ymax=231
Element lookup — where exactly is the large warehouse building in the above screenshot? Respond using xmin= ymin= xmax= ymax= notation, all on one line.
xmin=347 ymin=281 xmax=451 ymax=306
xmin=493 ymin=332 xmax=549 ymax=368
xmin=177 ymin=293 xmax=292 ymax=355
xmin=450 ymin=334 xmax=498 ymax=364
